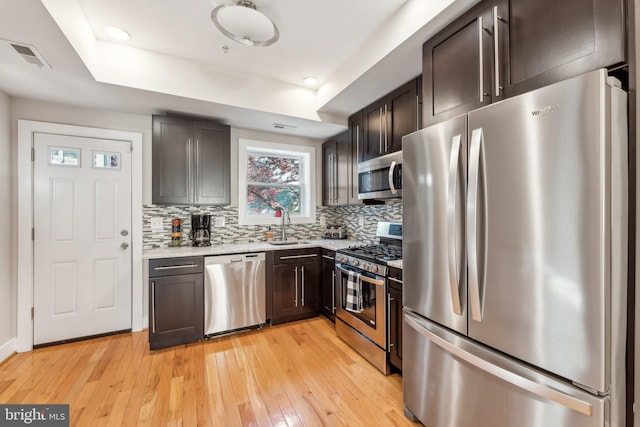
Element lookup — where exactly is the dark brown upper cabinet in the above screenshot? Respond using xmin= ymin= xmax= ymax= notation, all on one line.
xmin=152 ymin=115 xmax=231 ymax=205
xmin=347 ymin=112 xmax=363 ymax=205
xmin=423 ymin=0 xmax=625 ymax=125
xmin=322 ymin=131 xmax=349 ymax=206
xmin=361 ymin=77 xmax=421 ymax=162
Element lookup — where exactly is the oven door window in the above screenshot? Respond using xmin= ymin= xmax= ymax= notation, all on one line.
xmin=340 ymin=270 xmax=379 ymax=329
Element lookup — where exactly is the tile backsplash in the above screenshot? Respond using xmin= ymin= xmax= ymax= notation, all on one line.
xmin=143 ymin=201 xmax=402 ymax=249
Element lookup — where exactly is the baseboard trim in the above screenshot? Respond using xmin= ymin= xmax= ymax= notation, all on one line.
xmin=0 ymin=338 xmax=16 ymax=364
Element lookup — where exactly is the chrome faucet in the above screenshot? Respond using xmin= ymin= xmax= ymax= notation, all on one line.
xmin=278 ymin=208 xmax=291 ymax=241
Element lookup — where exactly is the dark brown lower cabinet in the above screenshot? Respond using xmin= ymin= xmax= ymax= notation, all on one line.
xmin=321 ymin=249 xmax=336 ymax=322
xmin=148 ymin=257 xmax=204 ymax=350
xmin=271 ymin=248 xmax=321 ymax=325
xmin=388 ymin=267 xmax=403 ymax=371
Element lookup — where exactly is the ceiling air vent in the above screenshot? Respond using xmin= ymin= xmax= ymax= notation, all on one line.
xmin=5 ymin=40 xmax=51 ymax=69
xmin=272 ymin=123 xmax=297 ymax=130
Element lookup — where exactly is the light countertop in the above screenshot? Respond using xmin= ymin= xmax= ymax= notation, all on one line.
xmin=143 ymin=239 xmax=356 ymax=259
xmin=387 ymin=260 xmax=402 ymax=269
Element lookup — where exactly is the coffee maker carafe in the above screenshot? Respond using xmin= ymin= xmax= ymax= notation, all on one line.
xmin=190 ymin=214 xmax=211 ymax=247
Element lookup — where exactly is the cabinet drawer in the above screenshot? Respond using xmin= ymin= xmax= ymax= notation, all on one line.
xmin=274 ymin=248 xmax=320 ymax=264
xmin=149 ymin=256 xmax=204 ymax=277
xmin=388 ymin=266 xmax=403 ymax=291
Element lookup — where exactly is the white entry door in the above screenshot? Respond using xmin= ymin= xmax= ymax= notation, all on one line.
xmin=33 ymin=132 xmax=132 ymax=345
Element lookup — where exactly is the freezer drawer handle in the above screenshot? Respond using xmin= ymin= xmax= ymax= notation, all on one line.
xmin=467 ymin=128 xmax=484 ymax=322
xmin=447 ymin=134 xmax=463 ymax=315
xmin=404 ymin=315 xmax=593 ymax=417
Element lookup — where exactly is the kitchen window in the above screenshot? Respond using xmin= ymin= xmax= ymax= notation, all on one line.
xmin=238 ymin=139 xmax=316 ymax=225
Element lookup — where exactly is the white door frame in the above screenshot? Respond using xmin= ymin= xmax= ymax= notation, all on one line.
xmin=17 ymin=120 xmax=143 ymax=352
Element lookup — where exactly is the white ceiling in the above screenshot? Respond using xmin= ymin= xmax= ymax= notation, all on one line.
xmin=0 ymin=0 xmax=477 ymax=139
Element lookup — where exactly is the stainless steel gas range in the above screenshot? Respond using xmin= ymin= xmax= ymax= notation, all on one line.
xmin=334 ymin=222 xmax=402 ymax=374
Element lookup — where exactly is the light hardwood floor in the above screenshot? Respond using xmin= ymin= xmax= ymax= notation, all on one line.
xmin=0 ymin=316 xmax=420 ymax=426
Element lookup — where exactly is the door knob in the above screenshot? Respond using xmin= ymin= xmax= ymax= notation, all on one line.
xmin=121 ymin=242 xmax=129 ymax=249
xmin=121 ymin=230 xmax=129 ymax=236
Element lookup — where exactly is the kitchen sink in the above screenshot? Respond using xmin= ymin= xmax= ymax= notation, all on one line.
xmin=268 ymin=240 xmax=310 ymax=246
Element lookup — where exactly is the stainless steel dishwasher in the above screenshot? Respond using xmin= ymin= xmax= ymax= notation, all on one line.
xmin=204 ymin=252 xmax=266 ymax=336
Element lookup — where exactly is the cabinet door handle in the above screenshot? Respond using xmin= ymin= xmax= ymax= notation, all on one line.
xmin=384 ymin=104 xmax=388 ymax=152
xmin=493 ymin=6 xmax=502 ymax=97
xmin=333 ymin=154 xmax=338 ymax=203
xmin=301 ymin=266 xmax=305 ymax=306
xmin=187 ymin=138 xmax=193 ymax=201
xmin=154 ymin=264 xmax=199 ymax=271
xmin=294 ymin=266 xmax=299 ymax=307
xmin=330 ymin=153 xmax=334 ymax=203
xmin=151 ymin=281 xmax=156 ymax=333
xmin=332 ymin=271 xmax=336 ymax=313
xmin=387 ymin=292 xmax=392 ymax=349
xmin=279 ymin=254 xmax=318 ymax=260
xmin=379 ymin=107 xmax=383 ymax=154
xmin=322 ymin=255 xmax=334 ymax=260
xmin=388 ymin=277 xmax=403 ymax=284
xmin=416 ymin=95 xmax=420 ymax=129
xmin=355 ymin=124 xmax=360 ymax=198
xmin=478 ymin=16 xmax=485 ymax=103
xmin=194 ymin=139 xmax=200 ymax=201
xmin=356 ymin=124 xmax=360 ymax=163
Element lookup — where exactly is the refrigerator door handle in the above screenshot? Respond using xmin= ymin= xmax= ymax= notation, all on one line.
xmin=447 ymin=134 xmax=463 ymax=315
xmin=404 ymin=314 xmax=594 ymax=417
xmin=467 ymin=128 xmax=483 ymax=322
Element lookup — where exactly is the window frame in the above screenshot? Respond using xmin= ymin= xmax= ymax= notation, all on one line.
xmin=238 ymin=138 xmax=316 ymax=226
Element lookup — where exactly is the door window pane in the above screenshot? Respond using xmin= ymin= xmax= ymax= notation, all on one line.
xmin=93 ymin=151 xmax=121 ymax=170
xmin=49 ymin=147 xmax=80 ymax=167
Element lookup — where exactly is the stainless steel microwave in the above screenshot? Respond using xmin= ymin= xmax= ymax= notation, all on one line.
xmin=358 ymin=151 xmax=402 ymax=201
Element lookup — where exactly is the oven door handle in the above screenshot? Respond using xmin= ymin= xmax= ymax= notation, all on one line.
xmin=336 ymin=265 xmax=385 ymax=287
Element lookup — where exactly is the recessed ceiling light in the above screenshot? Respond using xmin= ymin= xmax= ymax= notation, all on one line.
xmin=105 ymin=26 xmax=131 ymax=42
xmin=303 ymin=76 xmax=318 ymax=86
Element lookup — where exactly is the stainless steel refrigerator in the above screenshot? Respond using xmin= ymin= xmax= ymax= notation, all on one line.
xmin=402 ymin=69 xmax=628 ymax=427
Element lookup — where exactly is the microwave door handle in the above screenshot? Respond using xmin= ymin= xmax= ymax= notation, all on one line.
xmin=447 ymin=134 xmax=463 ymax=315
xmin=388 ymin=160 xmax=398 ymax=195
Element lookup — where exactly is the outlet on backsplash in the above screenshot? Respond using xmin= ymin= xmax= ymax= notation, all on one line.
xmin=150 ymin=217 xmax=164 ymax=230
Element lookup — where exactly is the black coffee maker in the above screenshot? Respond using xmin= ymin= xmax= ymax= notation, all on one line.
xmin=190 ymin=214 xmax=211 ymax=246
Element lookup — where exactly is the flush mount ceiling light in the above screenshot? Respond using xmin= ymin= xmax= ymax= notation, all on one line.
xmin=105 ymin=26 xmax=131 ymax=42
xmin=211 ymin=0 xmax=279 ymax=47
xmin=302 ymin=76 xmax=318 ymax=86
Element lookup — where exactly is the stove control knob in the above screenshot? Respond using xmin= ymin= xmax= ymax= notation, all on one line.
xmin=353 ymin=260 xmax=359 ymax=267
xmin=370 ymin=265 xmax=378 ymax=274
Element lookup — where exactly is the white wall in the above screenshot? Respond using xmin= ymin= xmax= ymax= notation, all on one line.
xmin=0 ymin=90 xmax=13 ymax=358
xmin=10 ymin=99 xmax=325 ymax=207
xmin=7 ymin=98 xmax=325 ymax=343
